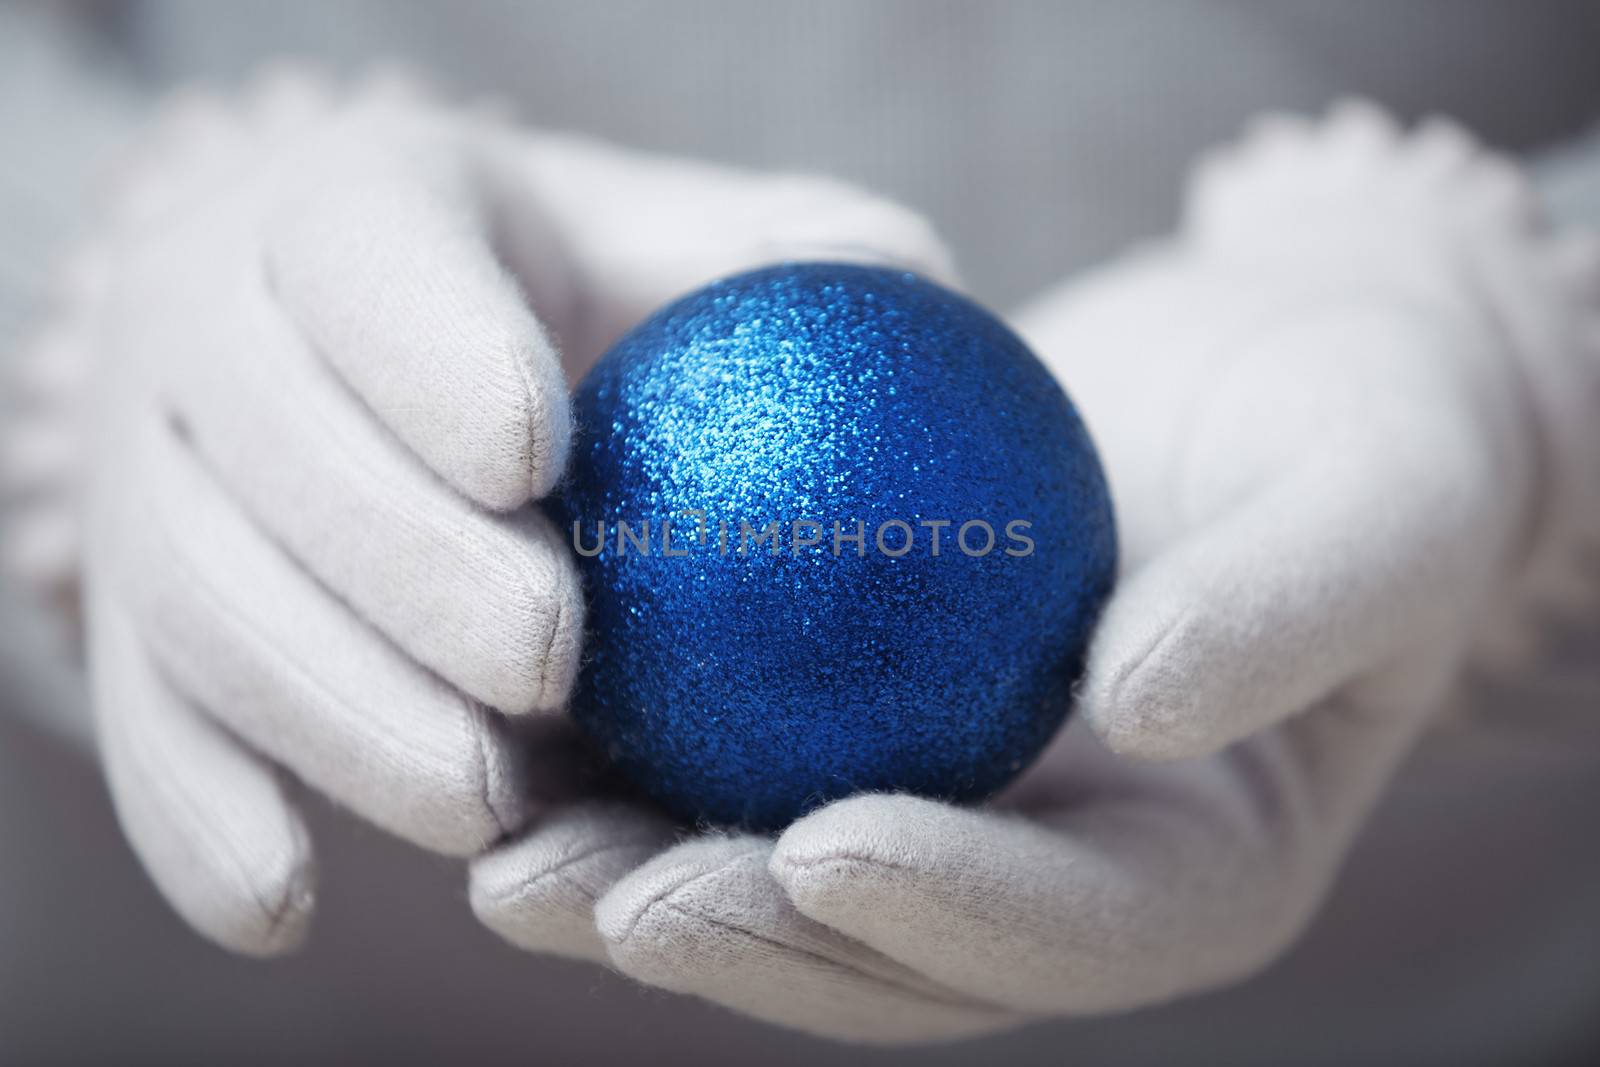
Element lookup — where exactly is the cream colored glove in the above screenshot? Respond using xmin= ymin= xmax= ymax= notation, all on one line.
xmin=0 ymin=69 xmax=952 ymax=957
xmin=469 ymin=103 xmax=1600 ymax=1042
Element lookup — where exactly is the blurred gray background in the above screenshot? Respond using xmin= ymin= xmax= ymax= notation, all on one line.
xmin=4 ymin=1 xmax=1600 ymax=1063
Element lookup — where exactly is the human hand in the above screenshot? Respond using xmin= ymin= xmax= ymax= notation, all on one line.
xmin=0 ymin=68 xmax=953 ymax=956
xmin=468 ymin=103 xmax=1600 ymax=1041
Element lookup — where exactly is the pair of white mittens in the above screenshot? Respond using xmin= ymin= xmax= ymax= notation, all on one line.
xmin=4 ymin=80 xmax=1597 ymax=1042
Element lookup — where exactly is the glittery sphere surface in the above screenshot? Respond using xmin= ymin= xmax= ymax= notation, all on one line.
xmin=553 ymin=263 xmax=1116 ymax=830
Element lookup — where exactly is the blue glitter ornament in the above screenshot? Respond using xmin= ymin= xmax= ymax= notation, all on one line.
xmin=552 ymin=263 xmax=1115 ymax=830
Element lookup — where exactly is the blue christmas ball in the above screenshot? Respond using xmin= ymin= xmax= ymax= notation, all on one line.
xmin=551 ymin=263 xmax=1115 ymax=830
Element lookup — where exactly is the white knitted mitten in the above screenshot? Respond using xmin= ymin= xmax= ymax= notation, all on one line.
xmin=471 ymin=103 xmax=1600 ymax=1042
xmin=0 ymin=68 xmax=953 ymax=956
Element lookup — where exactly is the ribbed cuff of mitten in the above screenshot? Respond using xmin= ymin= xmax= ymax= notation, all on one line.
xmin=0 ymin=6 xmax=149 ymax=707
